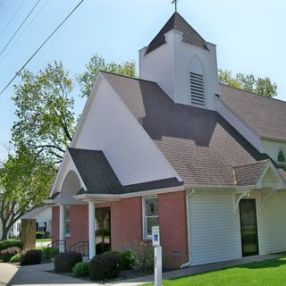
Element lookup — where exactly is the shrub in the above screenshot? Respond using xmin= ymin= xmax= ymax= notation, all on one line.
xmin=72 ymin=261 xmax=89 ymax=277
xmin=44 ymin=231 xmax=51 ymax=238
xmin=36 ymin=232 xmax=45 ymax=239
xmin=118 ymin=250 xmax=135 ymax=270
xmin=10 ymin=253 xmax=23 ymax=263
xmin=0 ymin=250 xmax=18 ymax=262
xmin=89 ymin=251 xmax=121 ymax=281
xmin=42 ymin=247 xmax=59 ymax=261
xmin=54 ymin=251 xmax=82 ymax=273
xmin=21 ymin=249 xmax=42 ymax=265
xmin=133 ymin=241 xmax=154 ymax=273
xmin=0 ymin=240 xmax=23 ymax=252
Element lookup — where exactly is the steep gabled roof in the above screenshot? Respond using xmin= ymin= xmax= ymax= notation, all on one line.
xmin=102 ymin=71 xmax=276 ymax=187
xmin=146 ymin=12 xmax=207 ymax=54
xmin=219 ymin=84 xmax=286 ymax=142
xmin=68 ymin=148 xmax=182 ymax=195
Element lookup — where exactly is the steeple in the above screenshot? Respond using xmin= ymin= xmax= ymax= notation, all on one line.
xmin=139 ymin=12 xmax=218 ymax=111
xmin=146 ymin=12 xmax=208 ymax=54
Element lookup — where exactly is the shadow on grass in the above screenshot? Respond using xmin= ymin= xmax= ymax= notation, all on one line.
xmin=168 ymin=255 xmax=286 ymax=282
xmin=241 ymin=256 xmax=286 ymax=270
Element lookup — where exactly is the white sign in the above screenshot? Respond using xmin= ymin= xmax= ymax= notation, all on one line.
xmin=152 ymin=226 xmax=162 ymax=286
xmin=152 ymin=226 xmax=160 ymax=247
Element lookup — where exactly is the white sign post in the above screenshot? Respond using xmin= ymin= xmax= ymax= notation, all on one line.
xmin=152 ymin=226 xmax=162 ymax=286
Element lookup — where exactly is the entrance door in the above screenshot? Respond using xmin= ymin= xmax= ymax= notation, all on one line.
xmin=239 ymin=199 xmax=259 ymax=256
xmin=96 ymin=207 xmax=111 ymax=254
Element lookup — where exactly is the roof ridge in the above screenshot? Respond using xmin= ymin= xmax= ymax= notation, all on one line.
xmin=219 ymin=83 xmax=286 ymax=105
xmin=173 ymin=12 xmax=206 ymax=42
xmin=100 ymin=70 xmax=158 ymax=85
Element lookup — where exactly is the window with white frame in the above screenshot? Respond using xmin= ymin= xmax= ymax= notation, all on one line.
xmin=143 ymin=197 xmax=158 ymax=239
xmin=64 ymin=205 xmax=71 ymax=237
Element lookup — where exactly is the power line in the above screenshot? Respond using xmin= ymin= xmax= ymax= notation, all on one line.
xmin=0 ymin=0 xmax=85 ymax=96
xmin=0 ymin=0 xmax=49 ymax=66
xmin=0 ymin=0 xmax=26 ymax=38
xmin=0 ymin=0 xmax=41 ymax=58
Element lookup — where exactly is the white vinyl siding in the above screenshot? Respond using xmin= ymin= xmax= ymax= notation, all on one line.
xmin=189 ymin=192 xmax=242 ymax=265
xmin=257 ymin=192 xmax=286 ymax=254
xmin=74 ymin=77 xmax=180 ymax=186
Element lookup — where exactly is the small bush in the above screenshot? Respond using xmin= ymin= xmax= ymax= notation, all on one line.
xmin=10 ymin=253 xmax=23 ymax=263
xmin=36 ymin=232 xmax=45 ymax=239
xmin=54 ymin=251 xmax=82 ymax=273
xmin=118 ymin=250 xmax=135 ymax=270
xmin=89 ymin=251 xmax=121 ymax=281
xmin=21 ymin=249 xmax=42 ymax=265
xmin=42 ymin=247 xmax=59 ymax=261
xmin=0 ymin=240 xmax=23 ymax=252
xmin=72 ymin=261 xmax=89 ymax=277
xmin=134 ymin=241 xmax=154 ymax=273
xmin=0 ymin=250 xmax=18 ymax=262
xmin=44 ymin=231 xmax=50 ymax=238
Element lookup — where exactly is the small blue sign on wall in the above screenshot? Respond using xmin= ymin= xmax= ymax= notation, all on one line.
xmin=152 ymin=226 xmax=160 ymax=247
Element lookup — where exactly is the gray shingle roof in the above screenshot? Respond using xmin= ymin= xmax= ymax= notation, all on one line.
xmin=219 ymin=84 xmax=286 ymax=141
xmin=233 ymin=160 xmax=270 ymax=186
xmin=69 ymin=148 xmax=182 ymax=195
xmin=102 ymin=71 xmax=278 ymax=187
xmin=146 ymin=12 xmax=207 ymax=54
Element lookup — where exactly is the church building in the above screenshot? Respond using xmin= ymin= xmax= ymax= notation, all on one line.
xmin=48 ymin=12 xmax=286 ymax=269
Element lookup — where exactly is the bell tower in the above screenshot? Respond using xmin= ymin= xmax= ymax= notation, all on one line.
xmin=139 ymin=12 xmax=218 ymax=110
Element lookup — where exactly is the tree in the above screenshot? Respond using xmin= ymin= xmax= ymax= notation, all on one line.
xmin=218 ymin=69 xmax=277 ymax=98
xmin=12 ymin=61 xmax=76 ymax=164
xmin=0 ymin=144 xmax=55 ymax=240
xmin=78 ymin=55 xmax=136 ymax=98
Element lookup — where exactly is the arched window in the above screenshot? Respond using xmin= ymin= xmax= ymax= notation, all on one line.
xmin=277 ymin=150 xmax=286 ymax=164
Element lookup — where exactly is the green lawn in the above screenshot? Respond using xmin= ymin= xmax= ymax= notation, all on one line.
xmin=143 ymin=256 xmax=286 ymax=286
xmin=36 ymin=238 xmax=51 ymax=243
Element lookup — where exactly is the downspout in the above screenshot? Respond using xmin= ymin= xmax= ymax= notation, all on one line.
xmin=180 ymin=189 xmax=195 ymax=268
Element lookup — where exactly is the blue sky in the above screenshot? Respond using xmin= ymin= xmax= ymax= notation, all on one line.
xmin=0 ymin=0 xmax=286 ymax=160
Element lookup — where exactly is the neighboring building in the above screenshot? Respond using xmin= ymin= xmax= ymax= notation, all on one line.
xmin=47 ymin=12 xmax=286 ymax=269
xmin=8 ymin=206 xmax=52 ymax=238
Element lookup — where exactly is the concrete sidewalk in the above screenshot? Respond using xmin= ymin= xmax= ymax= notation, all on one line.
xmin=0 ymin=253 xmax=281 ymax=286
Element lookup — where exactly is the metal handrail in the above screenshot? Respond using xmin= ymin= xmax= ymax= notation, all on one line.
xmin=69 ymin=240 xmax=89 ymax=256
xmin=47 ymin=239 xmax=66 ymax=251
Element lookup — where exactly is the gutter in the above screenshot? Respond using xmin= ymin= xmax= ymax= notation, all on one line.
xmin=180 ymin=189 xmax=195 ymax=269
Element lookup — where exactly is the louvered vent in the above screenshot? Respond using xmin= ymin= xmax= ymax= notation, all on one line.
xmin=190 ymin=72 xmax=205 ymax=106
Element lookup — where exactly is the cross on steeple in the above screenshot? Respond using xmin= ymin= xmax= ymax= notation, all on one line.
xmin=171 ymin=0 xmax=178 ymax=12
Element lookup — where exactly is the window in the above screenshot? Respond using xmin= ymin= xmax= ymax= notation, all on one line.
xmin=64 ymin=205 xmax=71 ymax=237
xmin=190 ymin=72 xmax=205 ymax=106
xmin=278 ymin=150 xmax=286 ymax=164
xmin=143 ymin=197 xmax=159 ymax=239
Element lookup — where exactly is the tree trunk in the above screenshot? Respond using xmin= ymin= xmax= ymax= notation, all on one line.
xmin=1 ymin=227 xmax=8 ymax=241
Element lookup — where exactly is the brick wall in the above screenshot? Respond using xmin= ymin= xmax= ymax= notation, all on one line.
xmin=67 ymin=205 xmax=88 ymax=248
xmin=51 ymin=190 xmax=188 ymax=269
xmin=158 ymin=191 xmax=188 ymax=269
xmin=109 ymin=197 xmax=142 ymax=250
